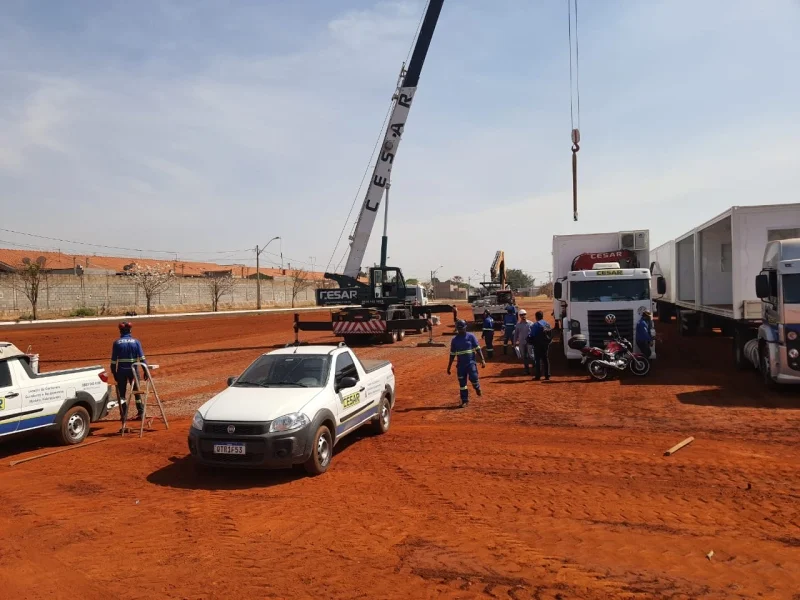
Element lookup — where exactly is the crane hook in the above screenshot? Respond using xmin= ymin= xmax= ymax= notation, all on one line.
xmin=571 ymin=129 xmax=580 ymax=222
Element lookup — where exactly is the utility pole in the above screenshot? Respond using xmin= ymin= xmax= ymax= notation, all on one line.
xmin=256 ymin=236 xmax=280 ymax=310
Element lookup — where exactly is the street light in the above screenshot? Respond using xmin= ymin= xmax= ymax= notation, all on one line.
xmin=430 ymin=265 xmax=443 ymax=300
xmin=256 ymin=236 xmax=280 ymax=309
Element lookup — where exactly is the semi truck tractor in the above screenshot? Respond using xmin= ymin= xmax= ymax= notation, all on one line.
xmin=649 ymin=203 xmax=800 ymax=386
xmin=552 ymin=231 xmax=654 ymax=361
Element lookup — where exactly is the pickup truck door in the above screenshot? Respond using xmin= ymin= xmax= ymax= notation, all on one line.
xmin=0 ymin=360 xmax=24 ymax=436
xmin=333 ymin=352 xmax=369 ymax=433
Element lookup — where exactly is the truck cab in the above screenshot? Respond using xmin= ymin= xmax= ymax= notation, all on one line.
xmin=754 ymin=238 xmax=800 ymax=384
xmin=555 ymin=265 xmax=655 ymax=360
xmin=405 ymin=284 xmax=428 ymax=305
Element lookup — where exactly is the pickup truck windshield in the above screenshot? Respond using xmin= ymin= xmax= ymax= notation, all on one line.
xmin=570 ymin=279 xmax=650 ymax=302
xmin=783 ymin=274 xmax=800 ymax=304
xmin=235 ymin=355 xmax=330 ymax=388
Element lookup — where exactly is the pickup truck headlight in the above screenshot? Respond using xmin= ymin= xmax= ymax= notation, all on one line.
xmin=270 ymin=413 xmax=310 ymax=433
xmin=191 ymin=411 xmax=204 ymax=431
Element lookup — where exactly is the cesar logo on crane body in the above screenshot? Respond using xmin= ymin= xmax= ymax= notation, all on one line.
xmin=319 ymin=289 xmax=359 ymax=301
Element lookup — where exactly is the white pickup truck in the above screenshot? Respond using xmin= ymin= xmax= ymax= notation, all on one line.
xmin=0 ymin=342 xmax=111 ymax=445
xmin=188 ymin=344 xmax=395 ymax=475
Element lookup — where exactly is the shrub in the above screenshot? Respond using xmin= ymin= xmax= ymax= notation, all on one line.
xmin=71 ymin=308 xmax=98 ymax=317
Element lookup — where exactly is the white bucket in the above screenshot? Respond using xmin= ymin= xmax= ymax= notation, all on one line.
xmin=27 ymin=353 xmax=40 ymax=374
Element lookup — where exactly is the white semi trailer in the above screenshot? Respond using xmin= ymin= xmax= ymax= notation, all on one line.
xmin=553 ymin=230 xmax=654 ymax=361
xmin=649 ymin=203 xmax=800 ymax=385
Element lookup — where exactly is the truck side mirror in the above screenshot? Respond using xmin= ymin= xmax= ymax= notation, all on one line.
xmin=336 ymin=376 xmax=358 ymax=391
xmin=553 ymin=282 xmax=562 ymax=300
xmin=656 ymin=276 xmax=666 ymax=295
xmin=755 ymin=274 xmax=770 ymax=299
xmin=227 ymin=376 xmax=237 ymax=386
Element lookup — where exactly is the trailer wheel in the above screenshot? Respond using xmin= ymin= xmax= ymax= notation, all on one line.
xmin=343 ymin=335 xmax=360 ymax=347
xmin=397 ymin=329 xmax=405 ymax=341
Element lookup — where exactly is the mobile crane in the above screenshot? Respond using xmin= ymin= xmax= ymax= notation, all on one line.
xmin=294 ymin=0 xmax=456 ymax=345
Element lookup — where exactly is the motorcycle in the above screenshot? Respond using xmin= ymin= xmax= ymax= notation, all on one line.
xmin=568 ymin=314 xmax=651 ymax=381
xmin=567 ymin=334 xmax=604 ymax=367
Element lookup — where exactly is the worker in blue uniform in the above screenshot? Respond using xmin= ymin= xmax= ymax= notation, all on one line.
xmin=110 ymin=321 xmax=148 ymax=422
xmin=481 ymin=309 xmax=495 ymax=359
xmin=447 ymin=319 xmax=486 ymax=408
xmin=502 ymin=305 xmax=517 ymax=355
xmin=635 ymin=311 xmax=653 ymax=358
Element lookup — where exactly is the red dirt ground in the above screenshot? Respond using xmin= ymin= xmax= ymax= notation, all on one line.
xmin=1 ymin=303 xmax=798 ymax=599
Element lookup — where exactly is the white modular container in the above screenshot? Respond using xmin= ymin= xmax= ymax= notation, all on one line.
xmin=671 ymin=204 xmax=800 ymax=322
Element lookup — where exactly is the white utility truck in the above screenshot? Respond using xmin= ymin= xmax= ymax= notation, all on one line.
xmin=188 ymin=344 xmax=395 ymax=475
xmin=649 ymin=203 xmax=800 ymax=386
xmin=553 ymin=231 xmax=654 ymax=361
xmin=0 ymin=342 xmax=110 ymax=444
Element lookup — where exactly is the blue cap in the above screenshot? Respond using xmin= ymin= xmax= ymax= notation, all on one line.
xmin=455 ymin=319 xmax=467 ymax=329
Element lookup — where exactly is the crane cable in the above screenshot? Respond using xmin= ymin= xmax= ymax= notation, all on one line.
xmin=567 ymin=0 xmax=581 ymax=221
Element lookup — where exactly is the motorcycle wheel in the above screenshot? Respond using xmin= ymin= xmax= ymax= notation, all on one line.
xmin=587 ymin=360 xmax=609 ymax=381
xmin=629 ymin=355 xmax=650 ymax=376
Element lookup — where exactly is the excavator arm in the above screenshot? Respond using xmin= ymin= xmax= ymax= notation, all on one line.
xmin=490 ymin=250 xmax=507 ymax=288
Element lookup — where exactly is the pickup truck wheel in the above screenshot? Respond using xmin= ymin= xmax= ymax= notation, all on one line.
xmin=372 ymin=395 xmax=391 ymax=435
xmin=59 ymin=406 xmax=90 ymax=445
xmin=304 ymin=425 xmax=333 ymax=476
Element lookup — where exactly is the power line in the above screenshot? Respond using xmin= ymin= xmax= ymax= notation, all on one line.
xmin=0 ymin=227 xmax=250 ymax=256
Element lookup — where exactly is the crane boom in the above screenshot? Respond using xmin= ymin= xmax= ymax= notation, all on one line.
xmin=340 ymin=0 xmax=444 ymax=279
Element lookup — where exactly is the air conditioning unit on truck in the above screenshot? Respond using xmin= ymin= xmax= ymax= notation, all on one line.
xmin=293 ymin=0 xmax=456 ymax=345
xmin=552 ymin=230 xmax=655 ymax=362
xmin=649 ymin=203 xmax=800 ymax=387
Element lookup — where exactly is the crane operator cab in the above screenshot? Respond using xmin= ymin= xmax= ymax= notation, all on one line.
xmin=371 ymin=267 xmax=408 ymax=304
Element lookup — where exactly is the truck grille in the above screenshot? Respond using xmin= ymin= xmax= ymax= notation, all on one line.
xmin=587 ymin=309 xmax=633 ymax=348
xmin=204 ymin=422 xmax=270 ymax=435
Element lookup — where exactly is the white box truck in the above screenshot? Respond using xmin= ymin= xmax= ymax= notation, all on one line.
xmin=649 ymin=203 xmax=800 ymax=385
xmin=552 ymin=230 xmax=654 ymax=361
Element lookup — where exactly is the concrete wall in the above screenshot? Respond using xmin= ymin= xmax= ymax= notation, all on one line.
xmin=0 ymin=274 xmax=321 ymax=319
xmin=432 ymin=281 xmax=468 ymax=301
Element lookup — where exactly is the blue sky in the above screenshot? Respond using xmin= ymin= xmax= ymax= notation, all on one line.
xmin=1 ymin=0 xmax=798 ymax=283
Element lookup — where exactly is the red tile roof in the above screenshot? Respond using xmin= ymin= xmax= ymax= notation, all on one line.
xmin=0 ymin=248 xmax=327 ymax=280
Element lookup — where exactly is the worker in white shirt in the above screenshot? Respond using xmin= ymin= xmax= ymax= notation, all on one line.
xmin=513 ymin=309 xmax=534 ymax=375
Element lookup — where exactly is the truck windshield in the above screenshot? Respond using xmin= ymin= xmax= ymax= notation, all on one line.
xmin=783 ymin=274 xmax=800 ymax=304
xmin=235 ymin=355 xmax=330 ymax=388
xmin=570 ymin=279 xmax=650 ymax=302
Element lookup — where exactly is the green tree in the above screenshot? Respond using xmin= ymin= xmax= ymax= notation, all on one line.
xmin=506 ymin=269 xmax=533 ymax=290
xmin=406 ymin=278 xmax=419 ymax=285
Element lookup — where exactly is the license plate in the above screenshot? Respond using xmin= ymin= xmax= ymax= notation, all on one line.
xmin=213 ymin=443 xmax=245 ymax=455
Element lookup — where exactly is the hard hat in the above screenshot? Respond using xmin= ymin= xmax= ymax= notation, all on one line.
xmin=483 ymin=309 xmax=490 ymax=315
xmin=506 ymin=306 xmax=515 ymax=313
xmin=455 ymin=319 xmax=467 ymax=330
xmin=518 ymin=309 xmax=527 ymax=316
xmin=642 ymin=310 xmax=652 ymax=318
xmin=119 ymin=321 xmax=132 ymax=333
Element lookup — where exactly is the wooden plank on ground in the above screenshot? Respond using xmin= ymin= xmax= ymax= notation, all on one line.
xmin=664 ymin=436 xmax=694 ymax=456
xmin=9 ymin=438 xmax=108 ymax=466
